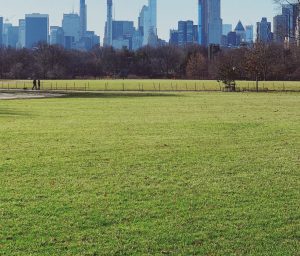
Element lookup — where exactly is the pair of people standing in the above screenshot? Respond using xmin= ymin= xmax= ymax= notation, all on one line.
xmin=32 ymin=79 xmax=41 ymax=90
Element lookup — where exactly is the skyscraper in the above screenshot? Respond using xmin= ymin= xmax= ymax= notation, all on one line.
xmin=177 ymin=20 xmax=197 ymax=46
xmin=198 ymin=0 xmax=207 ymax=45
xmin=139 ymin=5 xmax=150 ymax=46
xmin=50 ymin=26 xmax=65 ymax=46
xmin=207 ymin=0 xmax=222 ymax=45
xmin=62 ymin=13 xmax=81 ymax=43
xmin=0 ymin=17 xmax=3 ymax=46
xmin=104 ymin=0 xmax=113 ymax=46
xmin=234 ymin=21 xmax=246 ymax=43
xmin=80 ymin=0 xmax=87 ymax=38
xmin=245 ymin=25 xmax=254 ymax=43
xmin=256 ymin=17 xmax=272 ymax=43
xmin=17 ymin=19 xmax=25 ymax=48
xmin=273 ymin=15 xmax=288 ymax=43
xmin=137 ymin=0 xmax=157 ymax=47
xmin=25 ymin=14 xmax=49 ymax=48
xmin=198 ymin=0 xmax=222 ymax=46
xmin=148 ymin=0 xmax=157 ymax=37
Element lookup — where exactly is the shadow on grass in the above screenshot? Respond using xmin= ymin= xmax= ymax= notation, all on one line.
xmin=62 ymin=91 xmax=181 ymax=99
xmin=0 ymin=109 xmax=31 ymax=117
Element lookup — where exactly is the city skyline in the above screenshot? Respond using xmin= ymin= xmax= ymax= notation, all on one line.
xmin=0 ymin=0 xmax=277 ymax=41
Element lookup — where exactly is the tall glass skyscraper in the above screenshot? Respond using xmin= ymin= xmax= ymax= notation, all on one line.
xmin=80 ymin=0 xmax=87 ymax=38
xmin=25 ymin=14 xmax=49 ymax=48
xmin=139 ymin=0 xmax=157 ymax=46
xmin=198 ymin=0 xmax=207 ymax=46
xmin=104 ymin=0 xmax=113 ymax=46
xmin=256 ymin=17 xmax=272 ymax=43
xmin=0 ymin=17 xmax=3 ymax=46
xmin=148 ymin=0 xmax=157 ymax=36
xmin=198 ymin=0 xmax=222 ymax=46
xmin=62 ymin=13 xmax=81 ymax=43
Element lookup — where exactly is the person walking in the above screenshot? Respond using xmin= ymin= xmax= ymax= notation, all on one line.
xmin=32 ymin=79 xmax=37 ymax=90
xmin=38 ymin=80 xmax=41 ymax=90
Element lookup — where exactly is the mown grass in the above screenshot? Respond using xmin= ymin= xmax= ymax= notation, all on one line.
xmin=0 ymin=92 xmax=299 ymax=255
xmin=1 ymin=79 xmax=300 ymax=92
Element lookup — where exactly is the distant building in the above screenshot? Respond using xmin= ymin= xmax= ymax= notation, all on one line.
xmin=0 ymin=17 xmax=3 ymax=46
xmin=104 ymin=0 xmax=113 ymax=46
xmin=282 ymin=4 xmax=299 ymax=40
xmin=148 ymin=0 xmax=157 ymax=39
xmin=222 ymin=24 xmax=232 ymax=36
xmin=106 ymin=20 xmax=135 ymax=50
xmin=138 ymin=5 xmax=149 ymax=46
xmin=3 ymin=24 xmax=19 ymax=48
xmin=198 ymin=0 xmax=222 ymax=46
xmin=178 ymin=20 xmax=198 ymax=46
xmin=256 ymin=17 xmax=273 ymax=43
xmin=170 ymin=21 xmax=198 ymax=46
xmin=245 ymin=25 xmax=254 ymax=43
xmin=112 ymin=38 xmax=130 ymax=50
xmin=132 ymin=30 xmax=143 ymax=50
xmin=227 ymin=31 xmax=240 ymax=47
xmin=2 ymin=23 xmax=13 ymax=47
xmin=64 ymin=36 xmax=75 ymax=49
xmin=273 ymin=15 xmax=288 ymax=43
xmin=80 ymin=0 xmax=87 ymax=38
xmin=17 ymin=19 xmax=26 ymax=48
xmin=62 ymin=13 xmax=81 ymax=45
xmin=234 ymin=21 xmax=246 ymax=43
xmin=112 ymin=21 xmax=135 ymax=40
xmin=50 ymin=26 xmax=65 ymax=46
xmin=169 ymin=29 xmax=179 ymax=45
xmin=138 ymin=0 xmax=157 ymax=47
xmin=25 ymin=14 xmax=49 ymax=48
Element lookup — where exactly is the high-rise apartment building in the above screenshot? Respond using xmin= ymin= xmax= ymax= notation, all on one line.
xmin=148 ymin=0 xmax=157 ymax=37
xmin=25 ymin=14 xmax=49 ymax=48
xmin=80 ymin=0 xmax=87 ymax=38
xmin=104 ymin=0 xmax=113 ymax=46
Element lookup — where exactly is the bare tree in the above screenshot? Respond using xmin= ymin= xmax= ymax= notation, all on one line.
xmin=186 ymin=52 xmax=207 ymax=79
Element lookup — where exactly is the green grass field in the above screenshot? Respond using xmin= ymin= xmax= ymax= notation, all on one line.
xmin=1 ymin=79 xmax=300 ymax=92
xmin=0 ymin=92 xmax=299 ymax=255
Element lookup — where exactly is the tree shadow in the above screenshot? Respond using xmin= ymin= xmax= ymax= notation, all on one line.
xmin=62 ymin=91 xmax=181 ymax=99
xmin=0 ymin=109 xmax=31 ymax=117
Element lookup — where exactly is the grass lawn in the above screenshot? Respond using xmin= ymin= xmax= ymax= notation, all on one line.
xmin=0 ymin=92 xmax=299 ymax=255
xmin=1 ymin=79 xmax=300 ymax=92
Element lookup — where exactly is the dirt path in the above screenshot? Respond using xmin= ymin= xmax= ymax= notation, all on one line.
xmin=0 ymin=92 xmax=65 ymax=100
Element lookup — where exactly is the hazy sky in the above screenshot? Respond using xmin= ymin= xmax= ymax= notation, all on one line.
xmin=1 ymin=0 xmax=279 ymax=41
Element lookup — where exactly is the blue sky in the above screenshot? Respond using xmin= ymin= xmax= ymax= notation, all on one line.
xmin=1 ymin=0 xmax=278 ymax=40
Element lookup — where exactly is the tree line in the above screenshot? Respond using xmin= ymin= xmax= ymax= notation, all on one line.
xmin=0 ymin=43 xmax=300 ymax=81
